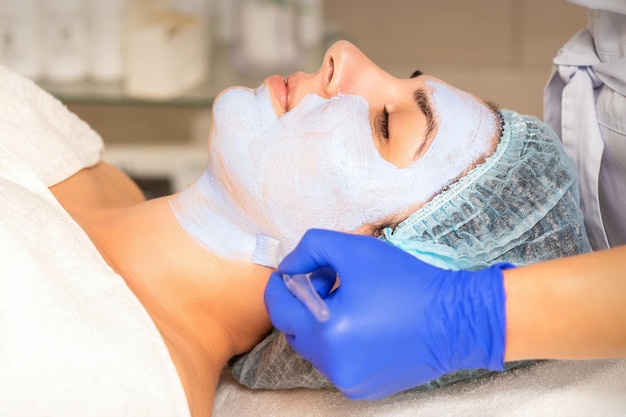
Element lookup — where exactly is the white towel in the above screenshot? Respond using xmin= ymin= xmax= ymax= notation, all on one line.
xmin=0 ymin=65 xmax=103 ymax=186
xmin=0 ymin=66 xmax=190 ymax=416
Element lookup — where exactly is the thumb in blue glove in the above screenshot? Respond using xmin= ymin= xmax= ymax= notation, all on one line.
xmin=264 ymin=229 xmax=510 ymax=400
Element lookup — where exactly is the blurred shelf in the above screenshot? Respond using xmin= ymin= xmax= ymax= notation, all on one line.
xmin=38 ymin=44 xmax=326 ymax=108
xmin=38 ymin=78 xmax=218 ymax=108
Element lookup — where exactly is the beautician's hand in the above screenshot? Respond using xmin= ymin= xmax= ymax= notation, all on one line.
xmin=265 ymin=229 xmax=510 ymax=400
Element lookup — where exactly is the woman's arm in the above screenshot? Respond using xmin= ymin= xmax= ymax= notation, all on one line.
xmin=505 ymin=245 xmax=626 ymax=361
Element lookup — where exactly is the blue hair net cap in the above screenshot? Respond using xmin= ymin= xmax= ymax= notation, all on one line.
xmin=381 ymin=109 xmax=591 ymax=270
xmin=230 ymin=110 xmax=592 ymax=392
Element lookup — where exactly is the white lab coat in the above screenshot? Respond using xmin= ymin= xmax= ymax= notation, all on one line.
xmin=544 ymin=2 xmax=626 ymax=250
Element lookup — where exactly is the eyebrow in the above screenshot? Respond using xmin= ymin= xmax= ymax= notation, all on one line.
xmin=412 ymin=88 xmax=437 ymax=160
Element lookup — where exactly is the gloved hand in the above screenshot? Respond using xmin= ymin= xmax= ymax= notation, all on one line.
xmin=265 ymin=229 xmax=510 ymax=400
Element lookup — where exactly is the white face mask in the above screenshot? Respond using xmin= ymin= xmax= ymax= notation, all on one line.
xmin=169 ymin=81 xmax=497 ymax=265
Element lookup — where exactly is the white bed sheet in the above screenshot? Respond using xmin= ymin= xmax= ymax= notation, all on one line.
xmin=214 ymin=359 xmax=626 ymax=416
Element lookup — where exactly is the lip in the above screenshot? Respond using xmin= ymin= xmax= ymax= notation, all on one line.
xmin=265 ymin=74 xmax=288 ymax=115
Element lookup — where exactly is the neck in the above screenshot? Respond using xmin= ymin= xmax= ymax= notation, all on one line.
xmin=80 ymin=197 xmax=273 ymax=417
xmin=169 ymin=170 xmax=260 ymax=262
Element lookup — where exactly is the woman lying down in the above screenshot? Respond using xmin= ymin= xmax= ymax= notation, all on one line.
xmin=0 ymin=41 xmax=589 ymax=417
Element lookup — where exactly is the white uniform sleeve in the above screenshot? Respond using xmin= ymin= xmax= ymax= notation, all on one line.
xmin=544 ymin=6 xmax=626 ymax=249
xmin=567 ymin=0 xmax=626 ymax=14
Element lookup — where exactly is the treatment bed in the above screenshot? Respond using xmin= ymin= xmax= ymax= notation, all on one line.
xmin=213 ymin=358 xmax=626 ymax=416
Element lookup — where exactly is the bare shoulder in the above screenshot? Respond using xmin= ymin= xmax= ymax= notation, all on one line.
xmin=50 ymin=162 xmax=145 ymax=212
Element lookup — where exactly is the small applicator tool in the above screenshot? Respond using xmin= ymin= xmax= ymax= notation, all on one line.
xmin=281 ymin=272 xmax=331 ymax=322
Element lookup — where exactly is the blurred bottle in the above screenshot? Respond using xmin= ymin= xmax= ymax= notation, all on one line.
xmin=214 ymin=0 xmax=237 ymax=45
xmin=233 ymin=0 xmax=300 ymax=74
xmin=297 ymin=0 xmax=322 ymax=49
xmin=125 ymin=0 xmax=208 ymax=99
xmin=167 ymin=0 xmax=212 ymax=76
xmin=88 ymin=0 xmax=127 ymax=82
xmin=0 ymin=0 xmax=42 ymax=80
xmin=168 ymin=0 xmax=211 ymax=23
xmin=41 ymin=0 xmax=89 ymax=83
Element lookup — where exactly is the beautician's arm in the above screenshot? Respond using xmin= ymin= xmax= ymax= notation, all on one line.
xmin=265 ymin=229 xmax=626 ymax=400
xmin=505 ymin=245 xmax=626 ymax=362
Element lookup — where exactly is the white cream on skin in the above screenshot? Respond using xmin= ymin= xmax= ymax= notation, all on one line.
xmin=169 ymin=81 xmax=497 ymax=263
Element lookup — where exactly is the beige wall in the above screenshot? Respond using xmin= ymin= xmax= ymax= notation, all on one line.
xmin=325 ymin=0 xmax=587 ymax=118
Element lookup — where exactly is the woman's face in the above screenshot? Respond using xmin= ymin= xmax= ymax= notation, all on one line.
xmin=263 ymin=40 xmax=497 ymax=168
xmin=201 ymin=41 xmax=499 ymax=257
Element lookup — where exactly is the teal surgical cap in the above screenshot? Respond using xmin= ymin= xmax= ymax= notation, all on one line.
xmin=230 ymin=109 xmax=592 ymax=392
xmin=381 ymin=108 xmax=591 ymax=270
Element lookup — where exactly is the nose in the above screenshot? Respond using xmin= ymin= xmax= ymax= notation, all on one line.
xmin=286 ymin=41 xmax=382 ymax=109
xmin=322 ymin=40 xmax=377 ymax=96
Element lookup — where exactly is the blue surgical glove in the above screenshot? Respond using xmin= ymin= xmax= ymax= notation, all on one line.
xmin=265 ymin=229 xmax=509 ymax=400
